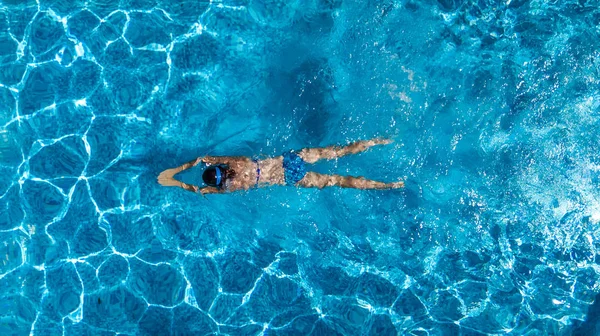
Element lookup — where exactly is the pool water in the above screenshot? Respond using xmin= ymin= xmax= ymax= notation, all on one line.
xmin=1 ymin=0 xmax=600 ymax=334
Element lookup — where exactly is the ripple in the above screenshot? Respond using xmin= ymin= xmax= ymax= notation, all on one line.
xmin=29 ymin=137 xmax=87 ymax=179
xmin=29 ymin=13 xmax=65 ymax=56
xmin=107 ymin=211 xmax=154 ymax=254
xmin=172 ymin=304 xmax=217 ymax=335
xmin=137 ymin=239 xmax=178 ymax=264
xmin=182 ymin=256 xmax=219 ymax=311
xmin=393 ymin=289 xmax=428 ymax=319
xmin=246 ymin=274 xmax=310 ymax=323
xmin=428 ymin=290 xmax=464 ymax=322
xmin=87 ymin=86 xmax=121 ymax=117
xmin=2 ymin=0 xmax=600 ymax=334
xmin=72 ymin=223 xmax=108 ymax=257
xmin=157 ymin=208 xmax=220 ymax=251
xmin=320 ymin=297 xmax=370 ymax=334
xmin=462 ymin=306 xmax=511 ymax=334
xmin=158 ymin=0 xmax=209 ymax=26
xmin=456 ymin=280 xmax=487 ymax=315
xmin=0 ymin=186 xmax=24 ymax=230
xmin=7 ymin=5 xmax=38 ymax=40
xmin=87 ymin=0 xmax=120 ymax=17
xmin=209 ymin=294 xmax=243 ymax=323
xmin=67 ymin=10 xmax=101 ymax=39
xmin=0 ymin=235 xmax=23 ymax=274
xmin=121 ymin=0 xmax=158 ymax=10
xmin=42 ymin=0 xmax=86 ymax=16
xmin=138 ymin=306 xmax=172 ymax=336
xmin=88 ymin=177 xmax=122 ymax=210
xmin=26 ymin=233 xmax=52 ymax=265
xmin=218 ymin=252 xmax=262 ymax=294
xmin=311 ymin=319 xmax=345 ymax=336
xmin=128 ymin=259 xmax=185 ymax=306
xmin=65 ymin=322 xmax=114 ymax=336
xmin=105 ymin=70 xmax=151 ymax=112
xmin=68 ymin=59 xmax=102 ymax=100
xmin=47 ymin=182 xmax=97 ymax=242
xmin=277 ymin=252 xmax=298 ymax=275
xmin=124 ymin=11 xmax=172 ymax=48
xmin=44 ymin=262 xmax=82 ymax=318
xmin=83 ymin=286 xmax=146 ymax=331
xmin=19 ymin=63 xmax=70 ymax=115
xmin=0 ymin=34 xmax=18 ymax=64
xmin=98 ymin=11 xmax=127 ymax=41
xmin=75 ymin=262 xmax=100 ymax=293
xmin=22 ymin=180 xmax=65 ymax=225
xmin=0 ymin=296 xmax=37 ymax=335
xmin=248 ymin=0 xmax=298 ymax=28
xmin=574 ymin=267 xmax=599 ymax=303
xmin=26 ymin=103 xmax=93 ymax=140
xmin=350 ymin=272 xmax=399 ymax=307
xmin=0 ymin=62 xmax=27 ymax=87
xmin=32 ymin=315 xmax=63 ymax=334
xmin=269 ymin=314 xmax=319 ymax=335
xmin=83 ymin=118 xmax=127 ymax=175
xmin=366 ymin=314 xmax=397 ymax=336
xmin=171 ymin=34 xmax=221 ymax=71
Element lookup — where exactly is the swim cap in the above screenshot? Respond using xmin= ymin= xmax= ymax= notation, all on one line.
xmin=202 ymin=165 xmax=223 ymax=188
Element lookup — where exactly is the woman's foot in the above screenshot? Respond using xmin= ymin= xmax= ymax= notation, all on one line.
xmin=372 ymin=138 xmax=394 ymax=146
xmin=388 ymin=181 xmax=404 ymax=189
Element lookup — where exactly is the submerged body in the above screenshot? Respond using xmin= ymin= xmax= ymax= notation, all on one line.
xmin=158 ymin=139 xmax=404 ymax=194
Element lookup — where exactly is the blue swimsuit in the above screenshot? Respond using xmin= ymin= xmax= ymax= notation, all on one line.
xmin=215 ymin=155 xmax=302 ymax=189
xmin=252 ymin=158 xmax=261 ymax=188
xmin=282 ymin=151 xmax=307 ymax=185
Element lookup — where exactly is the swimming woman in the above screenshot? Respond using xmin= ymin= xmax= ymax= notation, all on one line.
xmin=157 ymin=138 xmax=404 ymax=194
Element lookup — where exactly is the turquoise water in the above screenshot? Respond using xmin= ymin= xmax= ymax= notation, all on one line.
xmin=1 ymin=0 xmax=600 ymax=334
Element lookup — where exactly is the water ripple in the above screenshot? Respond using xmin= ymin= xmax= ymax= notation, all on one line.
xmin=1 ymin=0 xmax=600 ymax=334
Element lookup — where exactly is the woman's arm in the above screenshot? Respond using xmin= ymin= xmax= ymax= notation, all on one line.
xmin=199 ymin=186 xmax=222 ymax=195
xmin=180 ymin=182 xmax=200 ymax=193
xmin=159 ymin=156 xmax=249 ymax=178
xmin=158 ymin=157 xmax=203 ymax=180
xmin=183 ymin=184 xmax=223 ymax=195
xmin=202 ymin=156 xmax=250 ymax=165
xmin=159 ymin=179 xmax=215 ymax=195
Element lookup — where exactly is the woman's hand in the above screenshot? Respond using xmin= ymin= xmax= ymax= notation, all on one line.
xmin=373 ymin=138 xmax=393 ymax=145
xmin=181 ymin=182 xmax=200 ymax=193
xmin=157 ymin=176 xmax=181 ymax=187
xmin=158 ymin=168 xmax=180 ymax=180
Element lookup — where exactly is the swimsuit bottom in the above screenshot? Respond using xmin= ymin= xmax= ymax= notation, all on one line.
xmin=282 ymin=151 xmax=307 ymax=186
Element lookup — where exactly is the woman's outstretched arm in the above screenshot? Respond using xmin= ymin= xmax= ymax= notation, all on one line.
xmin=157 ymin=175 xmax=224 ymax=195
xmin=158 ymin=157 xmax=203 ymax=180
xmin=182 ymin=183 xmax=223 ymax=195
xmin=202 ymin=156 xmax=250 ymax=165
xmin=160 ymin=156 xmax=250 ymax=177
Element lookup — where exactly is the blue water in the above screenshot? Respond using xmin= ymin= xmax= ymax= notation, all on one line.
xmin=1 ymin=0 xmax=600 ymax=335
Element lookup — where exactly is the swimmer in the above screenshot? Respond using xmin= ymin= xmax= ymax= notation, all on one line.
xmin=157 ymin=138 xmax=404 ymax=194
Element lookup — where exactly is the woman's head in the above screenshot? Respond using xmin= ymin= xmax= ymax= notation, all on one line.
xmin=202 ymin=165 xmax=233 ymax=189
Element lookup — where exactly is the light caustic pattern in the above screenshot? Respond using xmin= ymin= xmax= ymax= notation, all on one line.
xmin=2 ymin=0 xmax=600 ymax=335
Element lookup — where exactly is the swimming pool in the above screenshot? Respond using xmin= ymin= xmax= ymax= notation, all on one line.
xmin=1 ymin=0 xmax=600 ymax=334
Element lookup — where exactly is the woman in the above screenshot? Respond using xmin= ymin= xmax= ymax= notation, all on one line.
xmin=157 ymin=138 xmax=404 ymax=194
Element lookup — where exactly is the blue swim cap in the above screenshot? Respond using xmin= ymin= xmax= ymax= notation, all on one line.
xmin=202 ymin=165 xmax=225 ymax=188
xmin=215 ymin=166 xmax=222 ymax=186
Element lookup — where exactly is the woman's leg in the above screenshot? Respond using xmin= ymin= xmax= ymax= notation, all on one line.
xmin=298 ymin=138 xmax=392 ymax=164
xmin=297 ymin=172 xmax=403 ymax=189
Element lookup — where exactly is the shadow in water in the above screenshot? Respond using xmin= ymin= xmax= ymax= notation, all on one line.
xmin=572 ymin=293 xmax=600 ymax=335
